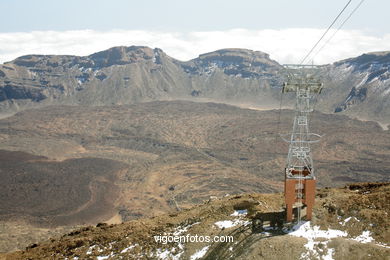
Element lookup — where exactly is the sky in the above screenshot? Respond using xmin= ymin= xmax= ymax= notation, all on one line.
xmin=0 ymin=0 xmax=389 ymax=64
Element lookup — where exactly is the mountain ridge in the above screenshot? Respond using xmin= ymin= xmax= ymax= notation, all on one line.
xmin=0 ymin=46 xmax=389 ymax=125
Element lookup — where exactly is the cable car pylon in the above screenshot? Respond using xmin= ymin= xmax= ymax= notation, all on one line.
xmin=281 ymin=64 xmax=323 ymax=223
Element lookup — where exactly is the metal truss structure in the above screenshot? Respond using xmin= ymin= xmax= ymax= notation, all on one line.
xmin=281 ymin=64 xmax=323 ymax=222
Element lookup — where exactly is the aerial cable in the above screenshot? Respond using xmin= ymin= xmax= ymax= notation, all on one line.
xmin=300 ymin=0 xmax=353 ymax=64
xmin=309 ymin=0 xmax=366 ymax=63
xmin=276 ymin=87 xmax=284 ymax=139
xmin=297 ymin=0 xmax=358 ymax=128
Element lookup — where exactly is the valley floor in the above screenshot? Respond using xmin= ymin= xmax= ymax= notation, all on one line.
xmin=0 ymin=101 xmax=389 ymax=254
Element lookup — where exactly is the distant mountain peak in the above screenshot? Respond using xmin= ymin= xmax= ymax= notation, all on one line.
xmin=181 ymin=48 xmax=282 ymax=78
xmin=195 ymin=48 xmax=278 ymax=66
xmin=198 ymin=48 xmax=270 ymax=59
xmin=335 ymin=51 xmax=390 ymax=67
xmin=88 ymin=45 xmax=161 ymax=68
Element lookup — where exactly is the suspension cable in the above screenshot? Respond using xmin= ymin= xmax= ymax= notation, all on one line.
xmin=300 ymin=0 xmax=353 ymax=64
xmin=309 ymin=0 xmax=366 ymax=63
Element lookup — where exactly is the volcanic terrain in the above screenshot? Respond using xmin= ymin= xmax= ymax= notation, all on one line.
xmin=0 ymin=101 xmax=389 ymax=252
xmin=2 ymin=182 xmax=389 ymax=260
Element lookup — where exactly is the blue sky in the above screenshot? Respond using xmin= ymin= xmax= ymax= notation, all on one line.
xmin=0 ymin=0 xmax=387 ymax=34
xmin=0 ymin=0 xmax=389 ymax=64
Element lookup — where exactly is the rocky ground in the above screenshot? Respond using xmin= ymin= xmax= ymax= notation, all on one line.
xmin=1 ymin=182 xmax=388 ymax=260
xmin=0 ymin=101 xmax=389 ymax=253
xmin=0 ymin=150 xmax=125 ymax=227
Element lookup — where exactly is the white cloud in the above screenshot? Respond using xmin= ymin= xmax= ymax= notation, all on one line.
xmin=0 ymin=29 xmax=389 ymax=65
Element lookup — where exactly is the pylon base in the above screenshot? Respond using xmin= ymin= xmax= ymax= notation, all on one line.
xmin=285 ymin=178 xmax=316 ymax=222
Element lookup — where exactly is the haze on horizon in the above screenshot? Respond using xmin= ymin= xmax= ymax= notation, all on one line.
xmin=1 ymin=0 xmax=389 ymax=64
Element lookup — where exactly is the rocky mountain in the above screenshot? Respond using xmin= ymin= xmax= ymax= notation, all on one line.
xmin=0 ymin=46 xmax=389 ymax=125
xmin=0 ymin=46 xmax=389 ymax=257
xmin=179 ymin=48 xmax=281 ymax=80
xmin=0 ymin=46 xmax=282 ymax=115
xmin=2 ymin=182 xmax=389 ymax=259
xmin=0 ymin=46 xmax=184 ymax=108
xmin=320 ymin=51 xmax=390 ymax=125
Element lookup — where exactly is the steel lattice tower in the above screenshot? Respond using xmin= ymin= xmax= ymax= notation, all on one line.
xmin=281 ymin=65 xmax=323 ymax=222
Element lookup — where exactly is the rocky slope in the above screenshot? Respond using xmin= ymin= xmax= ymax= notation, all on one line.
xmin=1 ymin=46 xmax=389 ymax=124
xmin=2 ymin=182 xmax=389 ymax=260
xmin=0 ymin=150 xmax=125 ymax=227
xmin=0 ymin=46 xmax=282 ymax=114
xmin=0 ymin=101 xmax=389 ymax=253
xmin=319 ymin=51 xmax=390 ymax=125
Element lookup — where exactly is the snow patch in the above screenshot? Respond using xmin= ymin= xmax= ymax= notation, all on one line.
xmin=353 ymin=231 xmax=374 ymax=244
xmin=190 ymin=245 xmax=210 ymax=260
xmin=216 ymin=209 xmax=249 ymax=229
xmin=339 ymin=216 xmax=359 ymax=226
xmin=121 ymin=244 xmax=137 ymax=253
xmin=86 ymin=245 xmax=96 ymax=255
xmin=355 ymin=73 xmax=369 ymax=88
xmin=368 ymin=76 xmax=379 ymax=83
xmin=230 ymin=209 xmax=247 ymax=217
xmin=288 ymin=221 xmax=347 ymax=260
xmin=97 ymin=252 xmax=115 ymax=260
xmin=214 ymin=220 xmax=236 ymax=229
xmin=376 ymin=242 xmax=390 ymax=249
xmin=288 ymin=221 xmax=347 ymax=240
xmin=214 ymin=219 xmax=250 ymax=229
xmin=288 ymin=221 xmax=390 ymax=259
xmin=152 ymin=50 xmax=159 ymax=63
xmin=323 ymin=248 xmax=335 ymax=260
xmin=173 ymin=222 xmax=200 ymax=236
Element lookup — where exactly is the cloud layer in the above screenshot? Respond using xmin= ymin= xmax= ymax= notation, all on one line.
xmin=1 ymin=29 xmax=389 ymax=65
